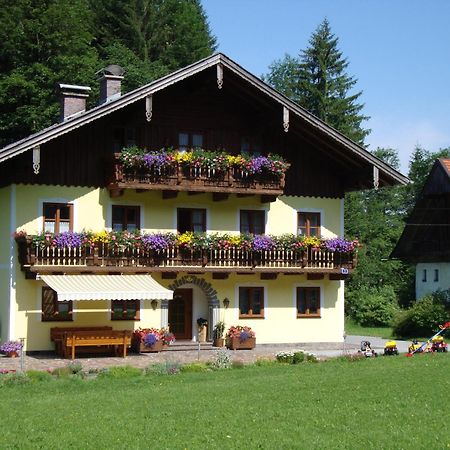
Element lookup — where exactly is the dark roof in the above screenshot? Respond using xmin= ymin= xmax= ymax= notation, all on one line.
xmin=391 ymin=159 xmax=450 ymax=262
xmin=0 ymin=53 xmax=407 ymax=186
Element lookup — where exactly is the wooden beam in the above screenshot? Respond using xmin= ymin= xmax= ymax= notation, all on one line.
xmin=135 ymin=189 xmax=146 ymax=193
xmin=109 ymin=188 xmax=123 ymax=198
xmin=188 ymin=191 xmax=202 ymax=196
xmin=307 ymin=273 xmax=324 ymax=280
xmin=260 ymin=273 xmax=278 ymax=280
xmin=213 ymin=272 xmax=229 ymax=279
xmin=237 ymin=193 xmax=253 ymax=198
xmin=213 ymin=193 xmax=229 ymax=202
xmin=329 ymin=274 xmax=348 ymax=281
xmin=261 ymin=195 xmax=277 ymax=203
xmin=162 ymin=190 xmax=178 ymax=199
xmin=161 ymin=272 xmax=177 ymax=279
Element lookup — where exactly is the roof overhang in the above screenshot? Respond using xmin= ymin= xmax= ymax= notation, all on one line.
xmin=0 ymin=53 xmax=408 ymax=186
xmin=40 ymin=274 xmax=173 ymax=301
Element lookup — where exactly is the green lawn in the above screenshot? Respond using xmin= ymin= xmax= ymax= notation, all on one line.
xmin=345 ymin=317 xmax=395 ymax=339
xmin=1 ymin=355 xmax=450 ymax=449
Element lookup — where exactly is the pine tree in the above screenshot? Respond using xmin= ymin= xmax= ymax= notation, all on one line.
xmin=265 ymin=19 xmax=369 ymax=145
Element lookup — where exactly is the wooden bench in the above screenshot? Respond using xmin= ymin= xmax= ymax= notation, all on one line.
xmin=63 ymin=330 xmax=132 ymax=360
xmin=51 ymin=326 xmax=113 ymax=357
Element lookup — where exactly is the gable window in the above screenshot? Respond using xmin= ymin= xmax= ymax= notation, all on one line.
xmin=297 ymin=287 xmax=321 ymax=318
xmin=113 ymin=127 xmax=136 ymax=151
xmin=42 ymin=287 xmax=73 ymax=322
xmin=240 ymin=137 xmax=261 ymax=156
xmin=297 ymin=212 xmax=321 ymax=237
xmin=177 ymin=208 xmax=206 ymax=233
xmin=43 ymin=203 xmax=73 ymax=234
xmin=240 ymin=210 xmax=265 ymax=235
xmin=111 ymin=300 xmax=140 ymax=321
xmin=179 ymin=132 xmax=203 ymax=151
xmin=239 ymin=287 xmax=264 ymax=318
xmin=112 ymin=205 xmax=140 ymax=231
xmin=422 ymin=269 xmax=427 ymax=282
xmin=434 ymin=269 xmax=439 ymax=282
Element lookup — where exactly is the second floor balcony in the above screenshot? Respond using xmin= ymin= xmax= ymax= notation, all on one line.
xmin=16 ymin=231 xmax=358 ymax=279
xmin=107 ymin=148 xmax=289 ymax=200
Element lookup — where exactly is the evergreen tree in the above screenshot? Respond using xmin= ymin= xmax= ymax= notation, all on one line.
xmin=265 ymin=19 xmax=369 ymax=144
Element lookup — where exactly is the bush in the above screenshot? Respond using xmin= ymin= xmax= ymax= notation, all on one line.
xmin=180 ymin=362 xmax=209 ymax=373
xmin=293 ymin=351 xmax=305 ymax=364
xmin=97 ymin=365 xmax=142 ymax=379
xmin=26 ymin=370 xmax=53 ymax=382
xmin=276 ymin=351 xmax=294 ymax=364
xmin=392 ymin=290 xmax=450 ymax=338
xmin=346 ymin=286 xmax=399 ymax=326
xmin=210 ymin=348 xmax=231 ymax=370
xmin=0 ymin=372 xmax=30 ymax=386
xmin=52 ymin=367 xmax=74 ymax=378
xmin=146 ymin=359 xmax=181 ymax=376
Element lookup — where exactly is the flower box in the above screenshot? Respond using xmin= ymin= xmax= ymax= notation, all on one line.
xmin=213 ymin=338 xmax=224 ymax=348
xmin=132 ymin=338 xmax=165 ymax=353
xmin=226 ymin=337 xmax=256 ymax=350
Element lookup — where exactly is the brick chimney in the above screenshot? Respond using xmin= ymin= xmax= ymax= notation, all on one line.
xmin=98 ymin=65 xmax=125 ymax=104
xmin=58 ymin=84 xmax=91 ymax=122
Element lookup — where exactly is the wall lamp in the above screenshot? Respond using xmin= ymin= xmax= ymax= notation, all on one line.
xmin=151 ymin=300 xmax=158 ymax=310
xmin=223 ymin=297 xmax=230 ymax=309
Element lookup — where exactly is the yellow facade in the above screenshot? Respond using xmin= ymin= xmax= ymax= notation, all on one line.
xmin=3 ymin=184 xmax=345 ymax=351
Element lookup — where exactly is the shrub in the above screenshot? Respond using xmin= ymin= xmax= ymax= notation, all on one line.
xmin=276 ymin=351 xmax=294 ymax=364
xmin=0 ymin=372 xmax=30 ymax=386
xmin=97 ymin=365 xmax=142 ymax=379
xmin=293 ymin=351 xmax=305 ymax=364
xmin=392 ymin=290 xmax=450 ymax=338
xmin=146 ymin=359 xmax=181 ymax=376
xmin=346 ymin=286 xmax=399 ymax=326
xmin=52 ymin=367 xmax=74 ymax=378
xmin=26 ymin=370 xmax=53 ymax=382
xmin=210 ymin=348 xmax=231 ymax=370
xmin=180 ymin=363 xmax=209 ymax=373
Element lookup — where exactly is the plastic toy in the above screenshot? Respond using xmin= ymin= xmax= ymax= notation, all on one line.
xmin=406 ymin=322 xmax=450 ymax=357
xmin=383 ymin=340 xmax=399 ymax=356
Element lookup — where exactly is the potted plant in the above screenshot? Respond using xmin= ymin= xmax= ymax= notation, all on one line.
xmin=0 ymin=340 xmax=23 ymax=357
xmin=197 ymin=318 xmax=208 ymax=343
xmin=226 ymin=325 xmax=256 ymax=350
xmin=160 ymin=328 xmax=176 ymax=346
xmin=213 ymin=321 xmax=225 ymax=347
xmin=132 ymin=328 xmax=164 ymax=353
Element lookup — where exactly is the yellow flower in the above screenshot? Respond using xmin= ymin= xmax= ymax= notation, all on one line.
xmin=303 ymin=236 xmax=321 ymax=248
xmin=92 ymin=230 xmax=110 ymax=243
xmin=229 ymin=235 xmax=242 ymax=246
xmin=176 ymin=232 xmax=194 ymax=246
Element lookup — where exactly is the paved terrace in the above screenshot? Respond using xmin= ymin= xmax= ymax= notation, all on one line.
xmin=0 ymin=336 xmax=409 ymax=372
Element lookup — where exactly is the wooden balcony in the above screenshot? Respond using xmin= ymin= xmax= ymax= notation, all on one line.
xmin=107 ymin=153 xmax=286 ymax=201
xmin=17 ymin=238 xmax=356 ymax=280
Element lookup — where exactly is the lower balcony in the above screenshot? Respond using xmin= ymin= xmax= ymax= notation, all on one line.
xmin=16 ymin=236 xmax=357 ymax=280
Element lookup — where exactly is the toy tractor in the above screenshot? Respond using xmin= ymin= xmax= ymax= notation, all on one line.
xmin=431 ymin=335 xmax=448 ymax=352
xmin=359 ymin=340 xmax=377 ymax=357
xmin=383 ymin=340 xmax=399 ymax=356
xmin=408 ymin=339 xmax=422 ymax=354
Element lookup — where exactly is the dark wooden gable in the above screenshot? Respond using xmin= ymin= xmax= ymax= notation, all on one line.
xmin=0 ymin=61 xmax=402 ymax=197
xmin=391 ymin=159 xmax=450 ymax=262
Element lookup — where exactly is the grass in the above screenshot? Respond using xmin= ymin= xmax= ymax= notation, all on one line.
xmin=345 ymin=317 xmax=395 ymax=339
xmin=1 ymin=355 xmax=450 ymax=449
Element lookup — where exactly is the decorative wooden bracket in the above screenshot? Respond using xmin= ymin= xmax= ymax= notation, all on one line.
xmin=32 ymin=146 xmax=40 ymax=175
xmin=217 ymin=64 xmax=223 ymax=89
xmin=283 ymin=106 xmax=289 ymax=132
xmin=145 ymin=94 xmax=153 ymax=122
xmin=373 ymin=166 xmax=379 ymax=190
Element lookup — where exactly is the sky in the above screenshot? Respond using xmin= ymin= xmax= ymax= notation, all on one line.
xmin=201 ymin=0 xmax=450 ymax=174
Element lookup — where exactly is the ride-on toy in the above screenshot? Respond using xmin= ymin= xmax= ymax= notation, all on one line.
xmin=406 ymin=322 xmax=450 ymax=357
xmin=359 ymin=340 xmax=377 ymax=357
xmin=383 ymin=340 xmax=399 ymax=356
xmin=431 ymin=335 xmax=448 ymax=352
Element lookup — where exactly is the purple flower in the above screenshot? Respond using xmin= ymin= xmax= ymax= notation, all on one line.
xmin=143 ymin=333 xmax=158 ymax=347
xmin=252 ymin=235 xmax=276 ymax=251
xmin=0 ymin=341 xmax=23 ymax=353
xmin=239 ymin=331 xmax=251 ymax=342
xmin=141 ymin=233 xmax=174 ymax=251
xmin=324 ymin=238 xmax=354 ymax=253
xmin=54 ymin=232 xmax=83 ymax=248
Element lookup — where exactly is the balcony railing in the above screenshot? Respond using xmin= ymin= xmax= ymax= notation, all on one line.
xmin=108 ymin=153 xmax=286 ymax=197
xmin=16 ymin=239 xmax=356 ymax=274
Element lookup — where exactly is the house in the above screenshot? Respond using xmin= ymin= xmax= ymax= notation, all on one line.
xmin=0 ymin=53 xmax=407 ymax=351
xmin=391 ymin=158 xmax=450 ymax=299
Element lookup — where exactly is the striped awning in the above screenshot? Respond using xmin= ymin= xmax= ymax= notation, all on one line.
xmin=40 ymin=275 xmax=173 ymax=301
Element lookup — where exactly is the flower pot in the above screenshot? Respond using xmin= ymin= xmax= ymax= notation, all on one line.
xmin=6 ymin=351 xmax=19 ymax=358
xmin=213 ymin=338 xmax=224 ymax=348
xmin=132 ymin=338 xmax=165 ymax=353
xmin=226 ymin=337 xmax=256 ymax=350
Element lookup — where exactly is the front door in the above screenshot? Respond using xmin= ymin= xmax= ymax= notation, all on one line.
xmin=168 ymin=289 xmax=193 ymax=340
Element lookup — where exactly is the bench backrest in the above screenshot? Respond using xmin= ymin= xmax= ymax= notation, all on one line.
xmin=51 ymin=326 xmax=113 ymax=341
xmin=63 ymin=330 xmax=132 ymax=346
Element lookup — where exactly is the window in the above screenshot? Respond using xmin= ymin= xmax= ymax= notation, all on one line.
xmin=240 ymin=210 xmax=265 ymax=235
xmin=434 ymin=269 xmax=439 ymax=282
xmin=179 ymin=132 xmax=203 ymax=151
xmin=422 ymin=269 xmax=427 ymax=282
xmin=111 ymin=300 xmax=140 ymax=321
xmin=43 ymin=203 xmax=73 ymax=234
xmin=239 ymin=287 xmax=264 ymax=318
xmin=113 ymin=128 xmax=136 ymax=151
xmin=240 ymin=137 xmax=261 ymax=156
xmin=177 ymin=208 xmax=206 ymax=233
xmin=42 ymin=287 xmax=73 ymax=322
xmin=297 ymin=287 xmax=320 ymax=318
xmin=112 ymin=205 xmax=140 ymax=231
xmin=297 ymin=212 xmax=321 ymax=237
